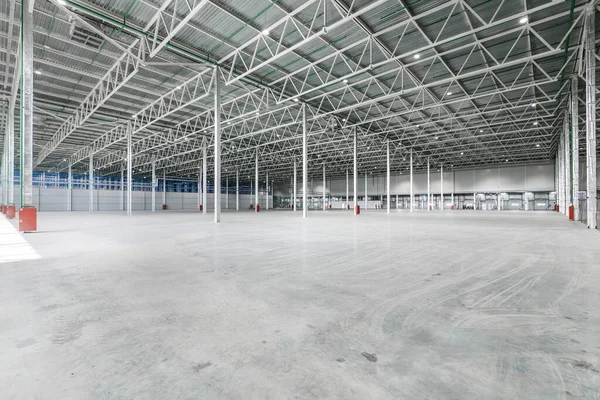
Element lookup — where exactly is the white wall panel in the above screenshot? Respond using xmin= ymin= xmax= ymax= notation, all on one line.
xmin=524 ymin=164 xmax=554 ymax=191
xmin=98 ymin=190 xmax=120 ymax=211
xmin=474 ymin=168 xmax=498 ymax=192
xmin=72 ymin=188 xmax=90 ymax=211
xmin=276 ymin=163 xmax=556 ymax=197
xmin=454 ymin=170 xmax=475 ymax=192
xmin=39 ymin=187 xmax=67 ymax=211
xmin=498 ymin=166 xmax=526 ymax=191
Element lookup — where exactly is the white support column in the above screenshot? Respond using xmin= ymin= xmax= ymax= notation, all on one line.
xmin=559 ymin=135 xmax=564 ymax=214
xmin=564 ymin=114 xmax=570 ymax=216
xmin=7 ymin=99 xmax=14 ymax=208
xmin=19 ymin=0 xmax=34 ymax=221
xmin=364 ymin=172 xmax=368 ymax=210
xmin=202 ymin=146 xmax=207 ymax=215
xmin=452 ymin=170 xmax=455 ymax=207
xmin=89 ymin=154 xmax=94 ymax=213
xmin=1 ymin=129 xmax=5 ymax=207
xmin=226 ymin=176 xmax=229 ymax=209
xmin=0 ymin=126 xmax=5 ymax=207
xmin=410 ymin=149 xmax=414 ymax=212
xmin=585 ymin=4 xmax=596 ymax=229
xmin=322 ymin=164 xmax=326 ymax=211
xmin=345 ymin=168 xmax=349 ymax=210
xmin=266 ymin=172 xmax=269 ymax=210
xmin=214 ymin=65 xmax=221 ymax=223
xmin=427 ymin=157 xmax=431 ymax=211
xmin=255 ymin=151 xmax=259 ymax=211
xmin=293 ymin=160 xmax=297 ymax=211
xmin=440 ymin=164 xmax=444 ymax=210
xmin=396 ymin=194 xmax=398 ymax=209
xmin=302 ymin=103 xmax=308 ymax=219
xmin=353 ymin=129 xmax=358 ymax=215
xmin=119 ymin=163 xmax=124 ymax=211
xmin=197 ymin=167 xmax=201 ymax=209
xmin=571 ymin=75 xmax=579 ymax=221
xmin=386 ymin=140 xmax=390 ymax=214
xmin=162 ymin=170 xmax=166 ymax=208
xmin=126 ymin=123 xmax=132 ymax=215
xmin=68 ymin=164 xmax=73 ymax=211
xmin=236 ymin=169 xmax=239 ymax=211
xmin=151 ymin=159 xmax=156 ymax=212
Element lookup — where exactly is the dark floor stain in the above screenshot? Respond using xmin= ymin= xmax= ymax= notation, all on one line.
xmin=432 ymin=273 xmax=441 ymax=276
xmin=573 ymin=360 xmax=599 ymax=373
xmin=336 ymin=358 xmax=345 ymax=363
xmin=192 ymin=362 xmax=212 ymax=373
xmin=571 ymin=339 xmax=581 ymax=344
xmin=262 ymin=340 xmax=267 ymax=344
xmin=361 ymin=352 xmax=378 ymax=362
xmin=566 ymin=391 xmax=572 ymax=396
xmin=306 ymin=324 xmax=315 ymax=329
xmin=564 ymin=316 xmax=573 ymax=320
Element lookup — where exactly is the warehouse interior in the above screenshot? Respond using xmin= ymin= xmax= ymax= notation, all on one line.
xmin=1 ymin=0 xmax=600 ymax=398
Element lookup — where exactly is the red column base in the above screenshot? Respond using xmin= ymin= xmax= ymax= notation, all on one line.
xmin=198 ymin=204 xmax=203 ymax=211
xmin=355 ymin=205 xmax=360 ymax=215
xmin=568 ymin=205 xmax=574 ymax=220
xmin=256 ymin=204 xmax=260 ymax=212
xmin=162 ymin=204 xmax=168 ymax=210
xmin=6 ymin=205 xmax=16 ymax=219
xmin=1 ymin=205 xmax=6 ymax=214
xmin=19 ymin=207 xmax=37 ymax=232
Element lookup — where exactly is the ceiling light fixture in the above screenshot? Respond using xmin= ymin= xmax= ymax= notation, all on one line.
xmin=533 ymin=122 xmax=538 ymax=125
xmin=414 ymin=54 xmax=420 ymax=59
xmin=262 ymin=29 xmax=270 ymax=35
xmin=343 ymin=79 xmax=348 ymax=84
xmin=536 ymin=144 xmax=540 ymax=147
xmin=531 ymin=103 xmax=536 ymax=107
xmin=58 ymin=0 xmax=66 ymax=5
xmin=293 ymin=98 xmax=299 ymax=102
xmin=447 ymin=92 xmax=452 ymax=96
xmin=519 ymin=17 xmax=528 ymax=24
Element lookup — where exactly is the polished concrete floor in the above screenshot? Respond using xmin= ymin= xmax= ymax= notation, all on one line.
xmin=1 ymin=210 xmax=599 ymax=399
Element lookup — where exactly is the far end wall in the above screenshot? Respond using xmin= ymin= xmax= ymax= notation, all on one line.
xmin=275 ymin=163 xmax=557 ymax=197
